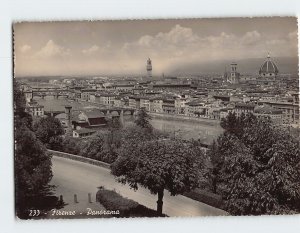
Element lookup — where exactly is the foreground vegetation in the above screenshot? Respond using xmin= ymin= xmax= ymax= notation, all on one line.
xmin=14 ymin=82 xmax=60 ymax=219
xmin=96 ymin=187 xmax=167 ymax=217
xmin=208 ymin=112 xmax=300 ymax=215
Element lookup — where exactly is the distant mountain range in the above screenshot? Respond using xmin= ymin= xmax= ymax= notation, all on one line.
xmin=169 ymin=57 xmax=299 ymax=76
xmin=16 ymin=56 xmax=298 ymax=79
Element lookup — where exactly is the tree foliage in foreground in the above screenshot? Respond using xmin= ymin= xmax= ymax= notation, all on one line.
xmin=111 ymin=139 xmax=208 ymax=215
xmin=33 ymin=116 xmax=65 ymax=149
xmin=14 ymin=81 xmax=54 ymax=218
xmin=210 ymin=113 xmax=300 ymax=215
xmin=134 ymin=107 xmax=153 ymax=131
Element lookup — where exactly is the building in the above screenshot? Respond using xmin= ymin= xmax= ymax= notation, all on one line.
xmin=24 ymin=90 xmax=33 ymax=102
xmin=98 ymin=93 xmax=116 ymax=107
xmin=73 ymin=128 xmax=97 ymax=138
xmin=175 ymin=98 xmax=186 ymax=115
xmin=26 ymin=100 xmax=44 ymax=117
xmin=81 ymin=89 xmax=97 ymax=101
xmin=112 ymin=84 xmax=135 ymax=91
xmin=228 ymin=62 xmax=240 ymax=84
xmin=128 ymin=96 xmax=141 ymax=109
xmin=150 ymin=98 xmax=163 ymax=113
xmin=220 ymin=107 xmax=235 ymax=119
xmin=261 ymin=101 xmax=299 ymax=124
xmin=185 ymin=101 xmax=207 ymax=117
xmin=72 ymin=109 xmax=107 ymax=130
xmin=146 ymin=58 xmax=152 ymax=78
xmin=254 ymin=106 xmax=283 ymax=124
xmin=152 ymin=84 xmax=192 ymax=91
xmin=234 ymin=103 xmax=256 ymax=117
xmin=140 ymin=97 xmax=151 ymax=112
xmin=162 ymin=99 xmax=175 ymax=114
xmin=257 ymin=54 xmax=279 ymax=85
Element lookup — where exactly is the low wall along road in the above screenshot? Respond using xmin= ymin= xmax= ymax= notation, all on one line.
xmin=48 ymin=149 xmax=110 ymax=169
xmin=49 ymin=149 xmax=228 ymax=217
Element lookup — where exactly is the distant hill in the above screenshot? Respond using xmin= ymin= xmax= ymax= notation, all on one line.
xmin=15 ymin=56 xmax=298 ymax=79
xmin=169 ymin=57 xmax=299 ymax=76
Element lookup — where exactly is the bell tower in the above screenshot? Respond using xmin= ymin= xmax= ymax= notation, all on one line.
xmin=146 ymin=58 xmax=152 ymax=78
xmin=229 ymin=62 xmax=239 ymax=84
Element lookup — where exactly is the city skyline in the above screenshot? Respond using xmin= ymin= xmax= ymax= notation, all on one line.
xmin=14 ymin=17 xmax=298 ymax=77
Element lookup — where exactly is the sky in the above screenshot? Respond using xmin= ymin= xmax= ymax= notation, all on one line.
xmin=14 ymin=17 xmax=298 ymax=77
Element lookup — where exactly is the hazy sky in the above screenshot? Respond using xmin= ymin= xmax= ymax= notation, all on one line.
xmin=14 ymin=17 xmax=298 ymax=77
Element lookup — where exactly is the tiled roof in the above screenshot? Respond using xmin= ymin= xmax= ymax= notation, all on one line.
xmin=84 ymin=109 xmax=105 ymax=118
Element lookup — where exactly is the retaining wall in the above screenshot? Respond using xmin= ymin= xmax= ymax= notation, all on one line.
xmin=48 ymin=149 xmax=110 ymax=169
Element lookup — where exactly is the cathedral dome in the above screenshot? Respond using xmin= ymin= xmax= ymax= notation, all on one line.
xmin=259 ymin=54 xmax=279 ymax=76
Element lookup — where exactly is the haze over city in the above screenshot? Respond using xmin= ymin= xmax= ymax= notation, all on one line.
xmin=14 ymin=17 xmax=298 ymax=77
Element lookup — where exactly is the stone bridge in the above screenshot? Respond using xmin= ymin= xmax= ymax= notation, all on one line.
xmin=32 ymin=89 xmax=70 ymax=99
xmin=44 ymin=107 xmax=135 ymax=118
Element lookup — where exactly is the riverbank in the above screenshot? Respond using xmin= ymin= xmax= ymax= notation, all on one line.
xmin=149 ymin=112 xmax=221 ymax=126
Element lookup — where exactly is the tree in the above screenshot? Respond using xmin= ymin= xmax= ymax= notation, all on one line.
xmin=61 ymin=137 xmax=82 ymax=154
xmin=15 ymin=125 xmax=53 ymax=217
xmin=134 ymin=107 xmax=152 ymax=130
xmin=33 ymin=117 xmax=64 ymax=148
xmin=213 ymin=114 xmax=300 ymax=215
xmin=206 ymin=140 xmax=223 ymax=193
xmin=14 ymin=81 xmax=54 ymax=218
xmin=220 ymin=112 xmax=256 ymax=138
xmin=111 ymin=139 xmax=208 ymax=215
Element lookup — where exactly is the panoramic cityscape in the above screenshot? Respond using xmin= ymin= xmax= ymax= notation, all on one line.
xmin=13 ymin=17 xmax=299 ymax=219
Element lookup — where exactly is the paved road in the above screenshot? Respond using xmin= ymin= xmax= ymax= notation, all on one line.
xmin=51 ymin=156 xmax=227 ymax=217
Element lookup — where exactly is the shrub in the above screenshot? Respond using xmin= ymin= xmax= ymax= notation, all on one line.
xmin=96 ymin=188 xmax=167 ymax=217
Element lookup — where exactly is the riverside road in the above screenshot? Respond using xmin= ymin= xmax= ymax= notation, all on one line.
xmin=50 ymin=156 xmax=227 ymax=217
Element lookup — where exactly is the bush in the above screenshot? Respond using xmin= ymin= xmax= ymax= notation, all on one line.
xmin=184 ymin=188 xmax=224 ymax=210
xmin=96 ymin=188 xmax=167 ymax=217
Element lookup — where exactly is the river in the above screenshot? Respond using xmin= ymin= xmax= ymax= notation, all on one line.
xmin=35 ymin=96 xmax=223 ymax=144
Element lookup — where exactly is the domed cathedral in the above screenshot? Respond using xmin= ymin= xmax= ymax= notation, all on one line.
xmin=257 ymin=53 xmax=279 ymax=86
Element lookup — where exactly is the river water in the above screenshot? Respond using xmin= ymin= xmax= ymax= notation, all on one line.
xmin=35 ymin=96 xmax=223 ymax=144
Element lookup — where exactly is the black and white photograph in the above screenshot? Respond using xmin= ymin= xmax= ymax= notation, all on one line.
xmin=13 ymin=17 xmax=299 ymax=220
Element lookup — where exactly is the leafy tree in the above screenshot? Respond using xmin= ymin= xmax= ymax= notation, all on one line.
xmin=213 ymin=114 xmax=300 ymax=215
xmin=108 ymin=116 xmax=122 ymax=130
xmin=111 ymin=139 xmax=208 ymax=216
xmin=14 ymin=81 xmax=33 ymax=129
xmin=220 ymin=112 xmax=256 ymax=138
xmin=33 ymin=117 xmax=64 ymax=147
xmin=134 ymin=107 xmax=152 ymax=130
xmin=14 ymin=81 xmax=54 ymax=218
xmin=49 ymin=136 xmax=64 ymax=151
xmin=206 ymin=140 xmax=223 ymax=193
xmin=79 ymin=131 xmax=119 ymax=163
xmin=61 ymin=137 xmax=82 ymax=154
xmin=15 ymin=125 xmax=54 ymax=217
xmin=121 ymin=125 xmax=165 ymax=146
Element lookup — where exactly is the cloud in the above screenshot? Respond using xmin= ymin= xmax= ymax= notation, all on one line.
xmin=241 ymin=31 xmax=261 ymax=45
xmin=288 ymin=30 xmax=298 ymax=41
xmin=82 ymin=45 xmax=99 ymax=54
xmin=35 ymin=40 xmax=70 ymax=58
xmin=15 ymin=24 xmax=298 ymax=77
xmin=20 ymin=44 xmax=31 ymax=53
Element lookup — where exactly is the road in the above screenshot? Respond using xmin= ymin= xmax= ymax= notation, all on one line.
xmin=51 ymin=156 xmax=227 ymax=217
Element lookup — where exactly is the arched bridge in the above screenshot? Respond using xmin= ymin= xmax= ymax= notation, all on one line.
xmin=44 ymin=107 xmax=135 ymax=118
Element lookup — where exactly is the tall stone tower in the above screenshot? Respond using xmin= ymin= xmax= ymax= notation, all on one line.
xmin=229 ymin=62 xmax=239 ymax=84
xmin=146 ymin=58 xmax=152 ymax=78
xmin=65 ymin=105 xmax=72 ymax=135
